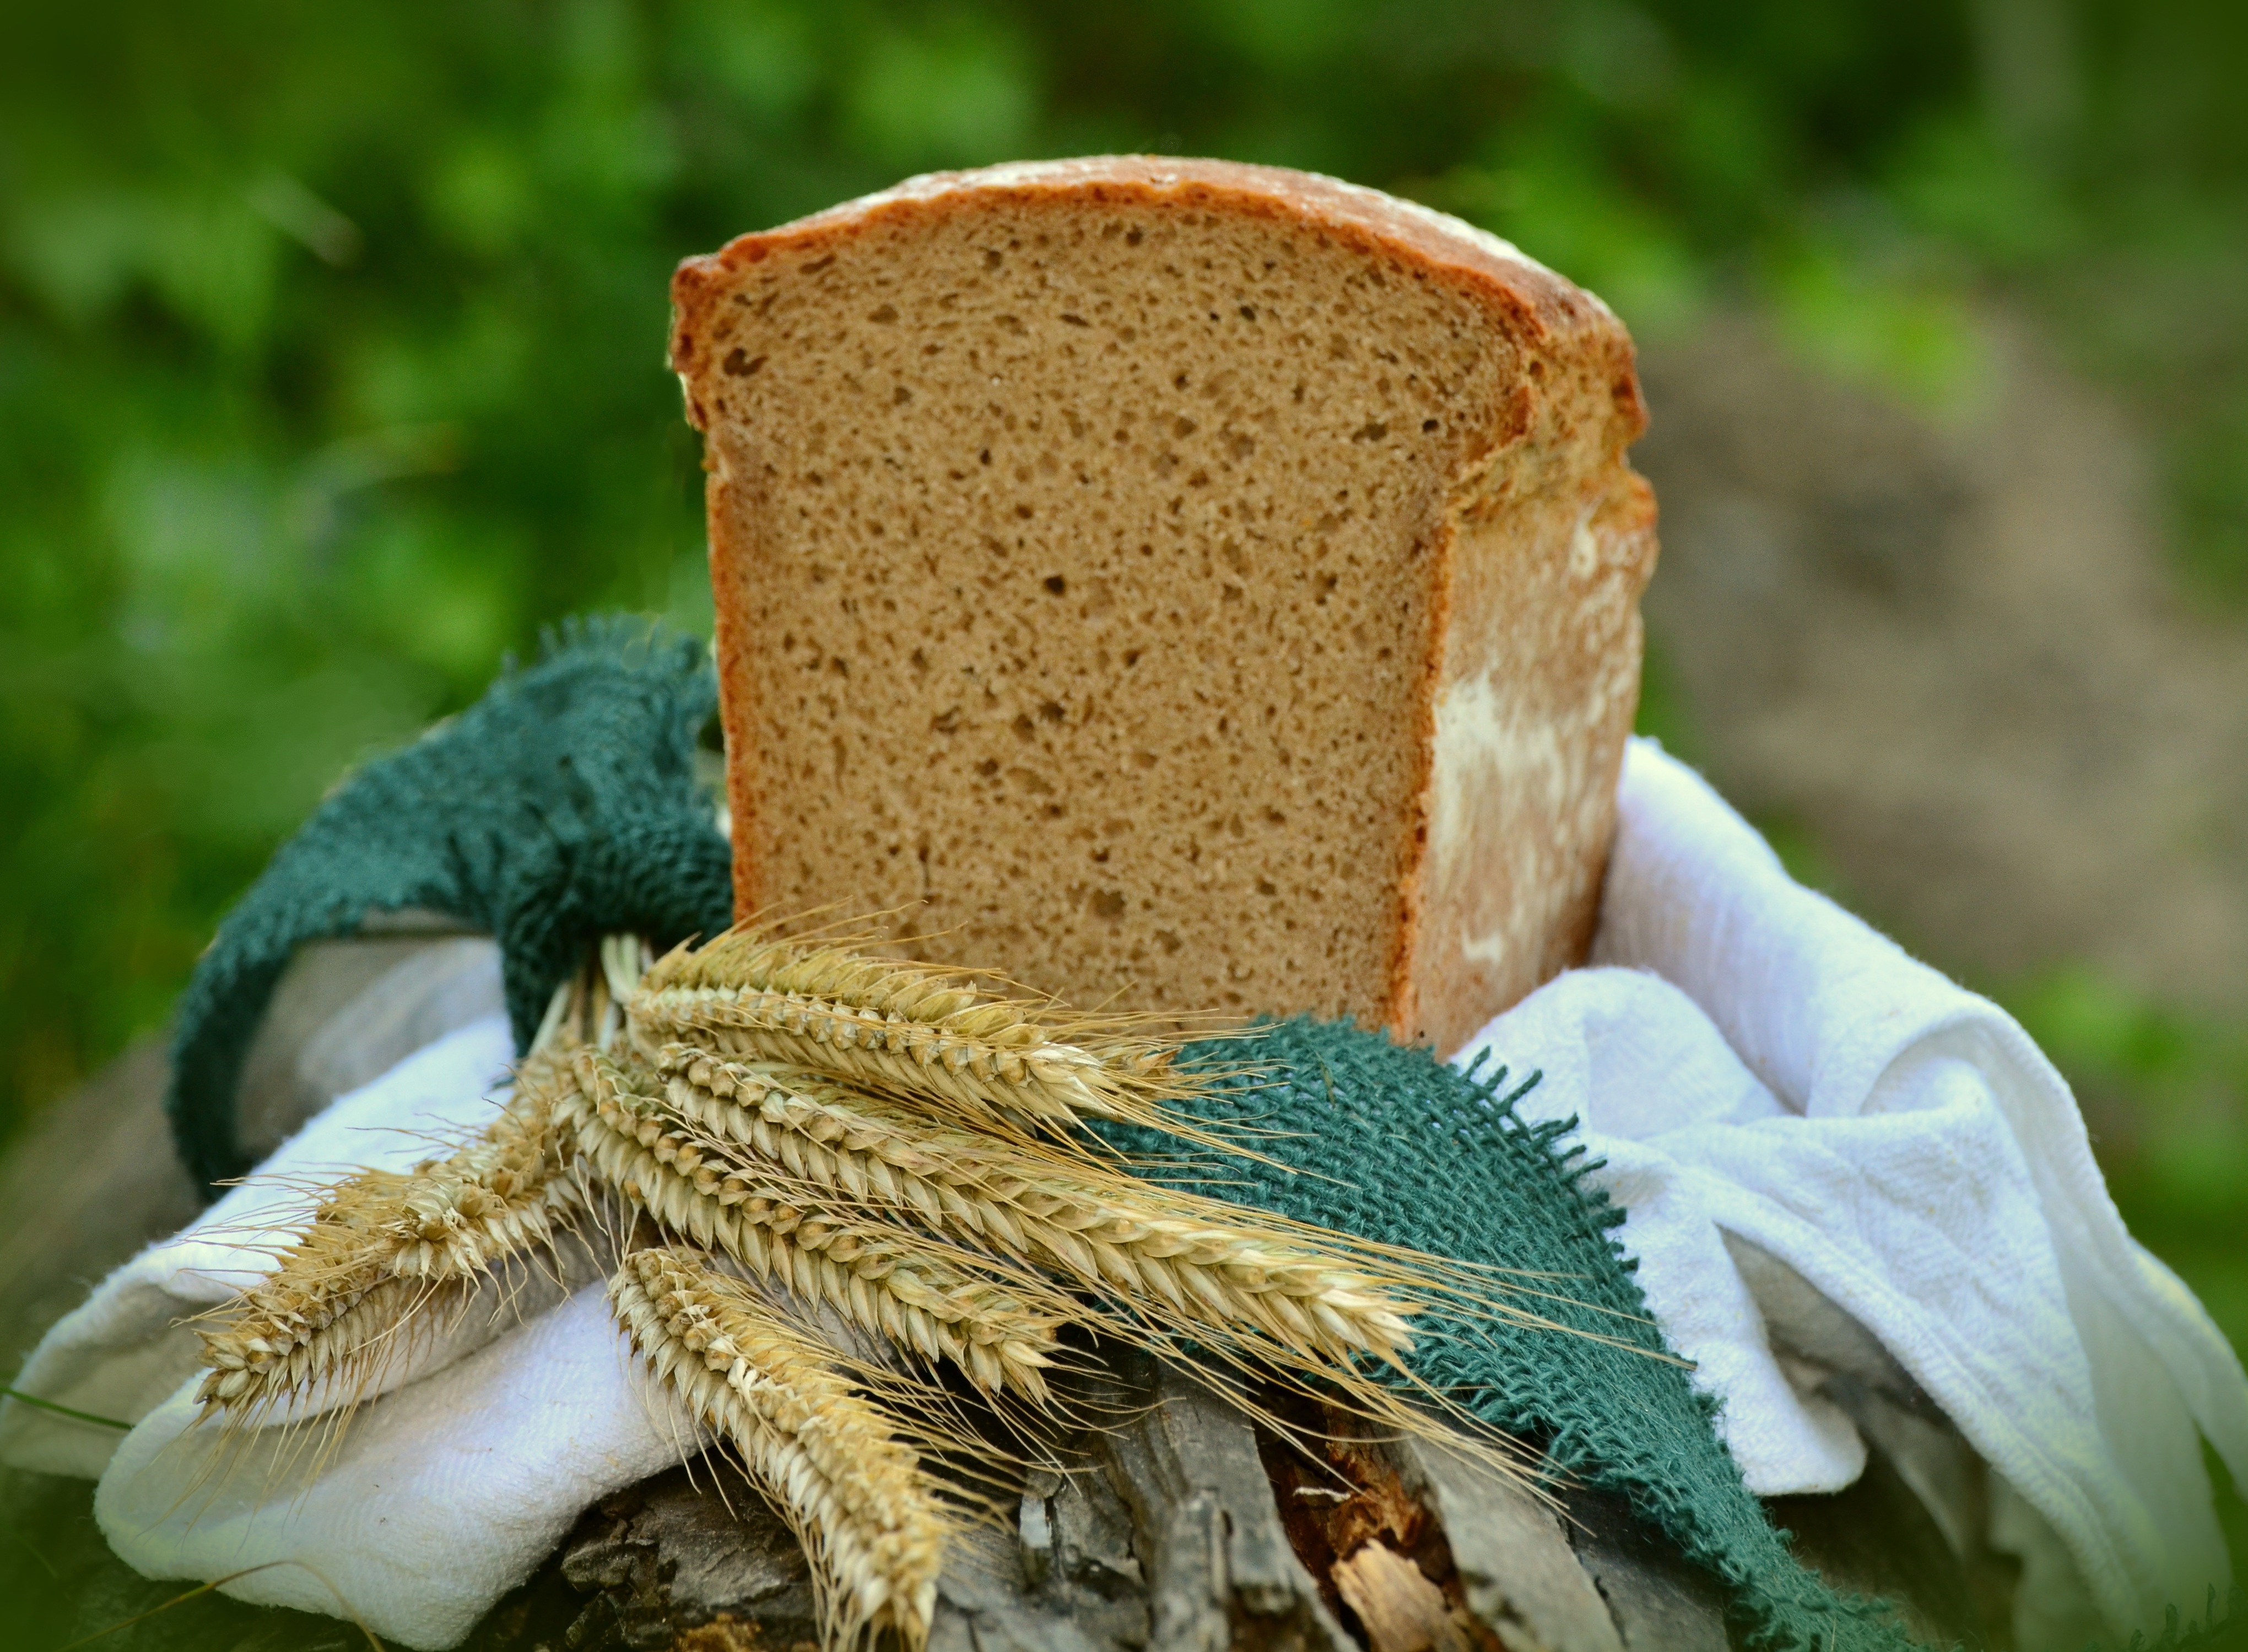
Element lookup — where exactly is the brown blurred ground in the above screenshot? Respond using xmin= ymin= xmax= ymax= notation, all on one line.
xmin=1635 ymin=310 xmax=2248 ymax=1021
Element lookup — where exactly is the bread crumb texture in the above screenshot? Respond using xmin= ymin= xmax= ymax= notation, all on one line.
xmin=675 ymin=159 xmax=1656 ymax=1051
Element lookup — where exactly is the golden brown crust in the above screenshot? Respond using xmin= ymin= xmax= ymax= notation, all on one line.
xmin=673 ymin=158 xmax=1653 ymax=1050
xmin=672 ymin=157 xmax=1640 ymax=434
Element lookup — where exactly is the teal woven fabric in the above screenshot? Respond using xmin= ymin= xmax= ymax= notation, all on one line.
xmin=167 ymin=616 xmax=1924 ymax=1649
xmin=1114 ymin=1025 xmax=1910 ymax=1651
xmin=166 ymin=618 xmax=734 ymax=1188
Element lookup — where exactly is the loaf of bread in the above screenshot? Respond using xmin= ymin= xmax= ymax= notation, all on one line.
xmin=669 ymin=158 xmax=1657 ymax=1054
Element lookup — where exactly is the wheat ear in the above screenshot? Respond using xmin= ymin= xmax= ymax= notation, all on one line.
xmin=554 ymin=1046 xmax=1065 ymax=1401
xmin=195 ymin=1061 xmax=586 ymax=1422
xmin=196 ymin=1275 xmax=471 ymax=1418
xmin=642 ymin=1048 xmax=1552 ymax=1494
xmin=650 ymin=1047 xmax=1419 ymax=1368
xmin=610 ymin=1247 xmax=948 ymax=1649
xmin=630 ymin=928 xmax=1192 ymax=1134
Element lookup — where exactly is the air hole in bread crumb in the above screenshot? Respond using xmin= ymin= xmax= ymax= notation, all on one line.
xmin=1044 ymin=575 xmax=1067 ymax=595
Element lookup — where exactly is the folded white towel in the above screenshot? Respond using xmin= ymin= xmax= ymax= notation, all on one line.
xmin=0 ymin=1013 xmax=691 ymax=1644
xmin=2 ymin=1015 xmax=525 ymax=1481
xmin=1457 ymin=740 xmax=2248 ymax=1645
xmin=99 ymin=1282 xmax=683 ymax=1645
xmin=4 ymin=740 xmax=2240 ymax=1650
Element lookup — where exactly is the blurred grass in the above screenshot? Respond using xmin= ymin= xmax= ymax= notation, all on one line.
xmin=1 ymin=0 xmax=2244 ymax=1464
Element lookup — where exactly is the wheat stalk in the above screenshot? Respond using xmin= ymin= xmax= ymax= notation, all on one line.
xmin=630 ymin=928 xmax=1192 ymax=1135
xmin=649 ymin=1045 xmax=1420 ymax=1368
xmin=555 ymin=1045 xmax=1064 ymax=1401
xmin=610 ymin=1246 xmax=948 ymax=1649
xmin=633 ymin=1045 xmax=1554 ymax=1494
xmin=194 ymin=1060 xmax=588 ymax=1423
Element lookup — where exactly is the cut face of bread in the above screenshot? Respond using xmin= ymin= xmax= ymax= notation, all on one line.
xmin=672 ymin=158 xmax=1657 ymax=1054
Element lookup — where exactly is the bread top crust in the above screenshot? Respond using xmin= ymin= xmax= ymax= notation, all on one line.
xmin=670 ymin=156 xmax=1643 ymax=445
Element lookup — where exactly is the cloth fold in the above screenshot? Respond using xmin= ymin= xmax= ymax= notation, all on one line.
xmin=3 ymin=1014 xmax=523 ymax=1480
xmin=3 ymin=1012 xmax=689 ymax=1644
xmin=1452 ymin=739 xmax=2246 ymax=1643
xmin=100 ymin=1283 xmax=680 ymax=1642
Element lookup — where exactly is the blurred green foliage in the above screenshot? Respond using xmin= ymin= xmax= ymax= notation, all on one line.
xmin=1 ymin=0 xmax=2244 ymax=1166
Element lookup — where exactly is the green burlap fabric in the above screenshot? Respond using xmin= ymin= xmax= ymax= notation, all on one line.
xmin=1119 ymin=1027 xmax=1906 ymax=1651
xmin=166 ymin=617 xmax=1927 ymax=1649
xmin=166 ymin=618 xmax=736 ymax=1188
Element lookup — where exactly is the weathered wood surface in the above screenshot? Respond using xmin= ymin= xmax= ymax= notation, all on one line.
xmin=0 ymin=937 xmax=2005 ymax=1650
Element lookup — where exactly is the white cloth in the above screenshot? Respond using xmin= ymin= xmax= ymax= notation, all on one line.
xmin=1449 ymin=739 xmax=2246 ymax=1644
xmin=0 ymin=1015 xmax=689 ymax=1646
xmin=3 ymin=739 xmax=2241 ymax=1648
xmin=98 ymin=1284 xmax=683 ymax=1643
xmin=1 ymin=1016 xmax=525 ymax=1480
